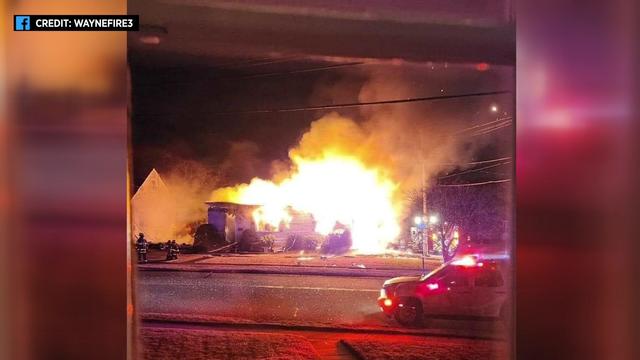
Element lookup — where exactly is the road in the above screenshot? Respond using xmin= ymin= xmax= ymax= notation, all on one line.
xmin=138 ymin=271 xmax=504 ymax=337
xmin=138 ymin=271 xmax=384 ymax=327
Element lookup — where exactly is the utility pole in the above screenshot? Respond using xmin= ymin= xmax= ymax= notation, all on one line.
xmin=420 ymin=225 xmax=425 ymax=272
xmin=420 ymin=129 xmax=429 ymax=260
xmin=422 ymin=161 xmax=427 ymax=221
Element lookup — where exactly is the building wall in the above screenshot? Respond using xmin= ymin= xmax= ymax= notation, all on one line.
xmin=207 ymin=202 xmax=320 ymax=246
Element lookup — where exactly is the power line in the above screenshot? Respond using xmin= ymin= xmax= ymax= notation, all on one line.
xmin=438 ymin=160 xmax=512 ymax=179
xmin=227 ymin=62 xmax=365 ymax=80
xmin=135 ymin=56 xmax=306 ymax=88
xmin=462 ymin=156 xmax=512 ymax=165
xmin=137 ymin=60 xmax=365 ymax=88
xmin=130 ymin=56 xmax=276 ymax=73
xmin=436 ymin=179 xmax=512 ymax=187
xmin=458 ymin=119 xmax=512 ymax=138
xmin=423 ymin=117 xmax=512 ymax=141
xmin=223 ymin=57 xmax=301 ymax=69
xmin=195 ymin=56 xmax=290 ymax=69
xmin=202 ymin=90 xmax=510 ymax=116
xmin=439 ymin=156 xmax=512 ymax=166
xmin=454 ymin=117 xmax=512 ymax=135
xmin=468 ymin=120 xmax=512 ymax=137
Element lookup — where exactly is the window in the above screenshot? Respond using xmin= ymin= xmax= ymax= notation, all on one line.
xmin=475 ymin=268 xmax=504 ymax=287
xmin=439 ymin=268 xmax=470 ymax=288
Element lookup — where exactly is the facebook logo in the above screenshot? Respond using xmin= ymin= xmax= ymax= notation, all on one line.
xmin=15 ymin=16 xmax=31 ymax=31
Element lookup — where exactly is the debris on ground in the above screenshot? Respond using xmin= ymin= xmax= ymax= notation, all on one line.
xmin=208 ymin=242 xmax=238 ymax=253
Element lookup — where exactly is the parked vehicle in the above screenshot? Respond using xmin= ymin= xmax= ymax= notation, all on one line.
xmin=378 ymin=254 xmax=510 ymax=326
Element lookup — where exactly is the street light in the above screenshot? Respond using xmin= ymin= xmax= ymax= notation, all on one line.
xmin=429 ymin=214 xmax=439 ymax=224
xmin=491 ymin=105 xmax=498 ymax=113
xmin=413 ymin=215 xmax=427 ymax=272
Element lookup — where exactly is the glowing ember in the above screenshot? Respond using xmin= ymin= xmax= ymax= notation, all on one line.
xmin=212 ymin=153 xmax=401 ymax=254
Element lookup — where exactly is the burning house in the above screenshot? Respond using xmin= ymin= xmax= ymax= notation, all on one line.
xmin=206 ymin=202 xmax=257 ymax=244
xmin=206 ymin=201 xmax=318 ymax=249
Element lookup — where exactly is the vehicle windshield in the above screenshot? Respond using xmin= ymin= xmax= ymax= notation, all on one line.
xmin=420 ymin=263 xmax=449 ymax=281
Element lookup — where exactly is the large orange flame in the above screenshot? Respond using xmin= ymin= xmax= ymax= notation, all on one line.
xmin=212 ymin=151 xmax=401 ymax=253
xmin=211 ymin=113 xmax=422 ymax=253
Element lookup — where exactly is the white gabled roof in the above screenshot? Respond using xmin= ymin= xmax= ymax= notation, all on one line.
xmin=132 ymin=168 xmax=170 ymax=201
xmin=132 ymin=169 xmax=175 ymax=242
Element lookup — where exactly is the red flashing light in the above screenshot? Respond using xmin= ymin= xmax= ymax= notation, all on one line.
xmin=383 ymin=298 xmax=393 ymax=307
xmin=475 ymin=63 xmax=490 ymax=71
xmin=426 ymin=283 xmax=439 ymax=291
xmin=451 ymin=255 xmax=478 ymax=267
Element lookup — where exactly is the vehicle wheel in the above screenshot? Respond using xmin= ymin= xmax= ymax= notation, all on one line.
xmin=394 ymin=297 xmax=423 ymax=327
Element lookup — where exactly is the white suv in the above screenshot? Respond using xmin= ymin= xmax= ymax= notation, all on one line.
xmin=378 ymin=255 xmax=510 ymax=326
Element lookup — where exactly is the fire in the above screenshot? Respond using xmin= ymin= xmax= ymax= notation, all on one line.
xmin=212 ymin=152 xmax=401 ymax=254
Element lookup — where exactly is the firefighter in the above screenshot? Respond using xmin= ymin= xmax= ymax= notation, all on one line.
xmin=164 ymin=240 xmax=172 ymax=261
xmin=171 ymin=240 xmax=180 ymax=260
xmin=166 ymin=240 xmax=179 ymax=261
xmin=135 ymin=233 xmax=148 ymax=263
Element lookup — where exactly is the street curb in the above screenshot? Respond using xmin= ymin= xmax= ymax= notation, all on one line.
xmin=338 ymin=339 xmax=366 ymax=360
xmin=137 ymin=264 xmax=428 ymax=278
xmin=140 ymin=317 xmax=505 ymax=341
